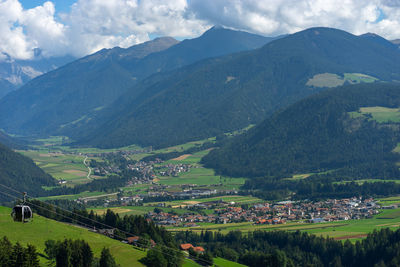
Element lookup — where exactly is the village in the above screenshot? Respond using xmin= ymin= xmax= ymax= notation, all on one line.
xmin=145 ymin=197 xmax=382 ymax=227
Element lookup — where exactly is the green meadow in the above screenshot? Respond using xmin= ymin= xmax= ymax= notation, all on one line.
xmin=349 ymin=106 xmax=400 ymax=123
xmin=0 ymin=206 xmax=145 ymax=266
xmin=306 ymin=72 xmax=378 ymax=88
xmin=144 ymin=195 xmax=263 ymax=208
xmin=18 ymin=150 xmax=90 ymax=184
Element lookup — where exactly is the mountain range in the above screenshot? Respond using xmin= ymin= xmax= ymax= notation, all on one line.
xmin=0 ymin=26 xmax=274 ymax=137
xmin=72 ymin=27 xmax=400 ymax=149
xmin=0 ymin=27 xmax=399 ymax=151
xmin=0 ymin=51 xmax=75 ymax=98
xmin=203 ymin=82 xmax=400 ymax=178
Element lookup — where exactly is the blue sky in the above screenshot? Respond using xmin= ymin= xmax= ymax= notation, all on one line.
xmin=2 ymin=0 xmax=400 ymax=60
xmin=19 ymin=0 xmax=73 ymax=13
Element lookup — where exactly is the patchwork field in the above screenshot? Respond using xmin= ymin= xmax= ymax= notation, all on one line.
xmin=19 ymin=150 xmax=90 ymax=183
xmin=145 ymin=195 xmax=263 ymax=208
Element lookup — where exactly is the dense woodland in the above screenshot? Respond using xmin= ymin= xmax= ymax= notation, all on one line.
xmin=0 ymin=143 xmax=56 ymax=201
xmin=242 ymin=178 xmax=400 ymax=200
xmin=0 ymin=237 xmax=39 ymax=267
xmin=44 ymin=239 xmax=118 ymax=267
xmin=175 ymin=228 xmax=400 ymax=267
xmin=203 ymin=83 xmax=400 ymax=179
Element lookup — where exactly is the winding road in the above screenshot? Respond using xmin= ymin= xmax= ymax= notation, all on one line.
xmin=83 ymin=155 xmax=92 ymax=180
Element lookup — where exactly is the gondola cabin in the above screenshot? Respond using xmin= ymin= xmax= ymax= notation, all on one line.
xmin=11 ymin=205 xmax=33 ymax=222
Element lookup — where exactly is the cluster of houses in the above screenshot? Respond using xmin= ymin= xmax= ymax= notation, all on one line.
xmin=145 ymin=197 xmax=381 ymax=227
xmin=158 ymin=163 xmax=192 ymax=177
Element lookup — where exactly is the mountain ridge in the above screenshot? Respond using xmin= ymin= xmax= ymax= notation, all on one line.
xmin=202 ymin=82 xmax=400 ymax=178
xmin=73 ymin=27 xmax=400 ymax=149
xmin=0 ymin=26 xmax=274 ymax=137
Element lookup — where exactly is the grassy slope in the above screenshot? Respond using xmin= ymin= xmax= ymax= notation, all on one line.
xmin=0 ymin=206 xmax=145 ymax=266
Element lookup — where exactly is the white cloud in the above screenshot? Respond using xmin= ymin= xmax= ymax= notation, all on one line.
xmin=1 ymin=0 xmax=400 ymax=61
xmin=188 ymin=0 xmax=400 ymax=39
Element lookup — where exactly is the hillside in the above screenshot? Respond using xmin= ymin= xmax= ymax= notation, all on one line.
xmin=75 ymin=27 xmax=400 ymax=149
xmin=0 ymin=131 xmax=30 ymax=149
xmin=0 ymin=26 xmax=273 ymax=137
xmin=202 ymin=83 xmax=400 ymax=178
xmin=0 ymin=142 xmax=56 ymax=200
xmin=0 ymin=206 xmax=145 ymax=266
xmin=0 ymin=37 xmax=178 ymax=136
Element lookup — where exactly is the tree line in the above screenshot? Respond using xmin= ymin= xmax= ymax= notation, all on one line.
xmin=175 ymin=228 xmax=400 ymax=267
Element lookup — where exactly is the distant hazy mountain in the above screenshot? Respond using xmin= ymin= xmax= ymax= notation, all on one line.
xmin=0 ymin=52 xmax=75 ymax=98
xmin=392 ymin=39 xmax=400 ymax=48
xmin=74 ymin=27 xmax=400 ymax=149
xmin=0 ymin=131 xmax=31 ymax=150
xmin=0 ymin=26 xmax=274 ymax=136
xmin=202 ymin=83 xmax=400 ymax=178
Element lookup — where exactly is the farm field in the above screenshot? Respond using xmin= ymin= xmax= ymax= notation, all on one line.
xmin=0 ymin=206 xmax=145 ymax=266
xmin=90 ymin=195 xmax=262 ymax=217
xmin=18 ymin=150 xmax=92 ymax=185
xmin=33 ymin=136 xmax=142 ymax=154
xmin=130 ymin=137 xmax=216 ymax=161
xmin=37 ymin=190 xmax=112 ymax=201
xmin=155 ymin=149 xmax=246 ymax=189
xmin=90 ymin=205 xmax=198 ymax=216
xmin=144 ymin=195 xmax=262 ymax=208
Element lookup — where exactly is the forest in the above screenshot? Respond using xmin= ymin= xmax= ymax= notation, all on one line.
xmin=175 ymin=228 xmax=400 ymax=267
xmin=203 ymin=83 xmax=400 ymax=179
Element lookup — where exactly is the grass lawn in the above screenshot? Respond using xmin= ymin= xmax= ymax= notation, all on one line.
xmin=213 ymin=257 xmax=247 ymax=267
xmin=0 ymin=206 xmax=145 ymax=266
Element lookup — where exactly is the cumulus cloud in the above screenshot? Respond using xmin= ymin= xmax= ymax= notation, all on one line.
xmin=61 ymin=0 xmax=209 ymax=56
xmin=1 ymin=0 xmax=400 ymax=61
xmin=188 ymin=0 xmax=400 ymax=39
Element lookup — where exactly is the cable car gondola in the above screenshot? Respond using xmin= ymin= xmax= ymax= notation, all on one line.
xmin=11 ymin=192 xmax=33 ymax=222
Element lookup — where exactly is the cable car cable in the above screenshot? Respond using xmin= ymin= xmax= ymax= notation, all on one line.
xmin=0 ymin=185 xmax=217 ymax=266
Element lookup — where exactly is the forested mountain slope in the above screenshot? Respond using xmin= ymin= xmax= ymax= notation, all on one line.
xmin=76 ymin=27 xmax=400 ymax=149
xmin=202 ymin=83 xmax=400 ymax=178
xmin=0 ymin=26 xmax=272 ymax=137
xmin=0 ymin=143 xmax=56 ymax=201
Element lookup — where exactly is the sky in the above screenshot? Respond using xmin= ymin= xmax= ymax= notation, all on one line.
xmin=2 ymin=0 xmax=400 ymax=61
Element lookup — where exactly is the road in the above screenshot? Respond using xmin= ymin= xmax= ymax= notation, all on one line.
xmin=83 ymin=155 xmax=92 ymax=180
